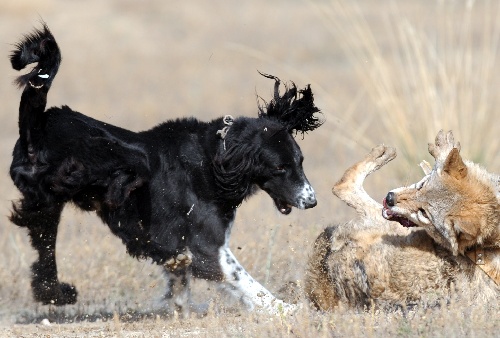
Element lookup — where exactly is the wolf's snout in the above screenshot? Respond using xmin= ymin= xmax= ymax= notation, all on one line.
xmin=385 ymin=192 xmax=396 ymax=207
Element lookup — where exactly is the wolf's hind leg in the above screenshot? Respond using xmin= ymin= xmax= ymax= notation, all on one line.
xmin=11 ymin=199 xmax=77 ymax=305
xmin=428 ymin=130 xmax=460 ymax=168
xmin=333 ymin=145 xmax=396 ymax=216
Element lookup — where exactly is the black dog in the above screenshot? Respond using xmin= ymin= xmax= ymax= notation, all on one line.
xmin=9 ymin=24 xmax=323 ymax=315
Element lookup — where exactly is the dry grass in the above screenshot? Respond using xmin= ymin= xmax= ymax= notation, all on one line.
xmin=3 ymin=303 xmax=499 ymax=337
xmin=311 ymin=0 xmax=500 ymax=177
xmin=0 ymin=0 xmax=498 ymax=336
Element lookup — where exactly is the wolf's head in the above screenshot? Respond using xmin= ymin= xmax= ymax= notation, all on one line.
xmin=382 ymin=130 xmax=500 ymax=256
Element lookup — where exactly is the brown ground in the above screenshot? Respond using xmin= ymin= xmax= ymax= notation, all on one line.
xmin=0 ymin=0 xmax=498 ymax=336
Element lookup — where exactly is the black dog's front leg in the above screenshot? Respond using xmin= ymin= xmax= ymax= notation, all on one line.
xmin=11 ymin=200 xmax=77 ymax=305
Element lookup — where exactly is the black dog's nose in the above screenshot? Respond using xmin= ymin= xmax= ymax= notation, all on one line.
xmin=385 ymin=192 xmax=396 ymax=207
xmin=304 ymin=199 xmax=317 ymax=209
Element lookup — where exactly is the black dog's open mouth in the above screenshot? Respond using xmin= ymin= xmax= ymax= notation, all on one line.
xmin=274 ymin=198 xmax=293 ymax=215
xmin=382 ymin=199 xmax=417 ymax=228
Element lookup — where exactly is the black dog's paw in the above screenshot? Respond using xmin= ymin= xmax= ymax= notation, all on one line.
xmin=32 ymin=280 xmax=78 ymax=305
xmin=57 ymin=282 xmax=78 ymax=305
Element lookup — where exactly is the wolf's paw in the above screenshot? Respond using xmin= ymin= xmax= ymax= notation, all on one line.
xmin=366 ymin=145 xmax=397 ymax=171
xmin=428 ymin=130 xmax=461 ymax=165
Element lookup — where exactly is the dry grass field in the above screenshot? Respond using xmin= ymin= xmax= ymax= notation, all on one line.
xmin=0 ymin=0 xmax=498 ymax=336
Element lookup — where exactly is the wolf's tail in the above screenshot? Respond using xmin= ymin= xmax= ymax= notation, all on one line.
xmin=10 ymin=23 xmax=61 ymax=150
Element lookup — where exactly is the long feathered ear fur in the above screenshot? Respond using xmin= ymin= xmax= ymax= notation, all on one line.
xmin=257 ymin=72 xmax=323 ymax=135
xmin=213 ymin=132 xmax=259 ymax=204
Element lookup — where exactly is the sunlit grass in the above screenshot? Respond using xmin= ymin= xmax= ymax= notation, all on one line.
xmin=310 ymin=0 xmax=500 ymax=179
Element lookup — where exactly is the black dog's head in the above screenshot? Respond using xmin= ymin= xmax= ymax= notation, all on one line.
xmin=213 ymin=74 xmax=323 ymax=214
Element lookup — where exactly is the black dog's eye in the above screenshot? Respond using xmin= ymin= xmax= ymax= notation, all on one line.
xmin=274 ymin=166 xmax=286 ymax=175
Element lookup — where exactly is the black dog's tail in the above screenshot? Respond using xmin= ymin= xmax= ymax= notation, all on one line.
xmin=10 ymin=23 xmax=61 ymax=149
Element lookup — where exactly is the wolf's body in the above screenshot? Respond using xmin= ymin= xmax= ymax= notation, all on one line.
xmin=305 ymin=135 xmax=499 ymax=311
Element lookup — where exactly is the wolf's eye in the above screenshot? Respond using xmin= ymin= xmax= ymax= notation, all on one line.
xmin=417 ymin=208 xmax=431 ymax=224
xmin=418 ymin=208 xmax=427 ymax=218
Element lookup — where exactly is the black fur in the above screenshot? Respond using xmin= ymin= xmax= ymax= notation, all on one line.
xmin=257 ymin=72 xmax=322 ymax=135
xmin=9 ymin=24 xmax=323 ymax=309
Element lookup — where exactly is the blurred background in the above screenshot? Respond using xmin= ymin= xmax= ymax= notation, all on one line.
xmin=0 ymin=0 xmax=499 ymax=325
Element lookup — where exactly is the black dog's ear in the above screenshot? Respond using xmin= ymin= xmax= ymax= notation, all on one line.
xmin=257 ymin=72 xmax=323 ymax=135
xmin=213 ymin=141 xmax=258 ymax=203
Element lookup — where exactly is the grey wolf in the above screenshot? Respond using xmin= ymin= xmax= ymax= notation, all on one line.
xmin=9 ymin=24 xmax=323 ymax=315
xmin=305 ymin=131 xmax=499 ymax=311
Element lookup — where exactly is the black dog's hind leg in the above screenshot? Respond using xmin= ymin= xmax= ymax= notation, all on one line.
xmin=158 ymin=249 xmax=209 ymax=317
xmin=161 ymin=268 xmax=208 ymax=318
xmin=162 ymin=268 xmax=192 ymax=317
xmin=105 ymin=170 xmax=146 ymax=209
xmin=11 ymin=199 xmax=77 ymax=305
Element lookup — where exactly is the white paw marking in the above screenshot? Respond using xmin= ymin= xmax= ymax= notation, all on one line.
xmin=218 ymin=229 xmax=295 ymax=315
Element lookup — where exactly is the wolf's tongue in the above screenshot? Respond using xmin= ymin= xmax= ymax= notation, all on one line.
xmin=399 ymin=218 xmax=417 ymax=227
xmin=381 ymin=199 xmax=417 ymax=227
xmin=382 ymin=207 xmax=392 ymax=219
xmin=382 ymin=199 xmax=393 ymax=219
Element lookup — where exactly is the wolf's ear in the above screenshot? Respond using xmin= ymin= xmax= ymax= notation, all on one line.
xmin=443 ymin=148 xmax=467 ymax=180
xmin=454 ymin=219 xmax=481 ymax=254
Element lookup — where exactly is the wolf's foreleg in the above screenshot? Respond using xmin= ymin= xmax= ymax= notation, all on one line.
xmin=333 ymin=145 xmax=396 ymax=216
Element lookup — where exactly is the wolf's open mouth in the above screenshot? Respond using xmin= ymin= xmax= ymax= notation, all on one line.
xmin=274 ymin=198 xmax=292 ymax=215
xmin=382 ymin=199 xmax=417 ymax=227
